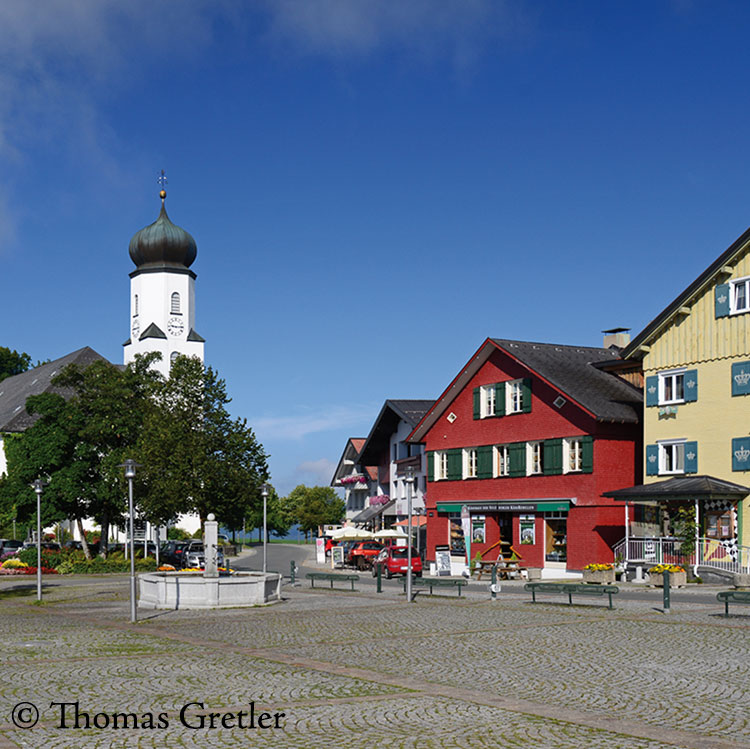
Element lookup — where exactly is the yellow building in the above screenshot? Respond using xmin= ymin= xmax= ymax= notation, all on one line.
xmin=609 ymin=227 xmax=750 ymax=576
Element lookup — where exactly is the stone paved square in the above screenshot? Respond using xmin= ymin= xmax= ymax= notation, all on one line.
xmin=1 ymin=568 xmax=748 ymax=748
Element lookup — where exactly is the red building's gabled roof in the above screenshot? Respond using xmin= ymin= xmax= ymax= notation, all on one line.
xmin=408 ymin=337 xmax=642 ymax=443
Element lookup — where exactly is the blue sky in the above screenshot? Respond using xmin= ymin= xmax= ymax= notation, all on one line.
xmin=3 ymin=1 xmax=750 ymax=496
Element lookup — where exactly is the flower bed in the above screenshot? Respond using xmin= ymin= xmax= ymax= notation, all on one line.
xmin=648 ymin=564 xmax=686 ymax=588
xmin=582 ymin=563 xmax=615 ymax=585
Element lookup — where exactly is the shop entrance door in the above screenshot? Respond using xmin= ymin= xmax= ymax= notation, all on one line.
xmin=544 ymin=512 xmax=567 ymax=567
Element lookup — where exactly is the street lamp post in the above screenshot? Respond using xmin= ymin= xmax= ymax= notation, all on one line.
xmin=31 ymin=479 xmax=46 ymax=602
xmin=261 ymin=483 xmax=269 ymax=573
xmin=405 ymin=466 xmax=415 ymax=603
xmin=120 ymin=459 xmax=140 ymax=624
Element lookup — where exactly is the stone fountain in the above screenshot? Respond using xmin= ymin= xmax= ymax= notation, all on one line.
xmin=138 ymin=514 xmax=281 ymax=610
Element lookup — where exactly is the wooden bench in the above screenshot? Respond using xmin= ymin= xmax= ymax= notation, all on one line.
xmin=306 ymin=572 xmax=360 ymax=591
xmin=717 ymin=590 xmax=750 ymax=617
xmin=403 ymin=576 xmax=468 ymax=597
xmin=525 ymin=582 xmax=619 ymax=609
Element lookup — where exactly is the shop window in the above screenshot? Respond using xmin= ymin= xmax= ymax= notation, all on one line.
xmin=544 ymin=512 xmax=567 ymax=563
xmin=448 ymin=513 xmax=465 ymax=555
xmin=706 ymin=511 xmax=733 ymax=539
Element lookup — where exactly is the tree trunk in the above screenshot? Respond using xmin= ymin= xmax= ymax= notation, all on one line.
xmin=77 ymin=518 xmax=91 ymax=561
xmin=99 ymin=516 xmax=109 ymax=558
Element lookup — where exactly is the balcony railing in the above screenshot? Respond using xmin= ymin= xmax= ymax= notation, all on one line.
xmin=613 ymin=536 xmax=750 ymax=574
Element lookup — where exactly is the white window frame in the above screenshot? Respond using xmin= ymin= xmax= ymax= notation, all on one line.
xmin=480 ymin=385 xmax=496 ymax=418
xmin=563 ymin=438 xmax=583 ymax=473
xmin=527 ymin=441 xmax=543 ymax=475
xmin=436 ymin=452 xmax=448 ymax=481
xmin=658 ymin=368 xmax=686 ymax=405
xmin=658 ymin=439 xmax=686 ymax=475
xmin=730 ymin=276 xmax=750 ymax=315
xmin=463 ymin=448 xmax=478 ymax=479
xmin=494 ymin=445 xmax=509 ymax=477
xmin=507 ymin=379 xmax=523 ymax=414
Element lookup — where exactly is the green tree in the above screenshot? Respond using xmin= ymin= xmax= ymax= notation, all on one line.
xmin=0 ymin=347 xmax=32 ymax=382
xmin=284 ymin=485 xmax=344 ymax=538
xmin=0 ymin=356 xmax=159 ymax=558
xmin=136 ymin=355 xmax=269 ymax=531
xmin=245 ymin=484 xmax=293 ymax=540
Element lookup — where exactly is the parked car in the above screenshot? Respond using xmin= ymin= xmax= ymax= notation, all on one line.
xmin=0 ymin=539 xmax=22 ymax=555
xmin=160 ymin=540 xmax=188 ymax=567
xmin=182 ymin=541 xmax=224 ymax=569
xmin=372 ymin=546 xmax=423 ymax=579
xmin=348 ymin=541 xmax=384 ymax=570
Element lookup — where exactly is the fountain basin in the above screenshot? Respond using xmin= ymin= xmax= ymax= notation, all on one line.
xmin=138 ymin=570 xmax=282 ymax=609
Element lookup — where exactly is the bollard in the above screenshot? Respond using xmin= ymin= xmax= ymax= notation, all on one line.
xmin=491 ymin=565 xmax=497 ymax=601
xmin=290 ymin=560 xmax=296 ymax=585
xmin=663 ymin=569 xmax=671 ymax=613
xmin=377 ymin=562 xmax=382 ymax=593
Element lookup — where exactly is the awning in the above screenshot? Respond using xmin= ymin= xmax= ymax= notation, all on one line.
xmin=351 ymin=499 xmax=396 ymax=523
xmin=603 ymin=475 xmax=750 ymax=503
xmin=436 ymin=499 xmax=572 ymax=513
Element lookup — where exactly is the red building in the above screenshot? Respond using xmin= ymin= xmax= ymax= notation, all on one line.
xmin=407 ymin=338 xmax=642 ymax=573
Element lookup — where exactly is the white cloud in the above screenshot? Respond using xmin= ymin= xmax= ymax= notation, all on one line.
xmin=0 ymin=0 xmax=228 ymax=253
xmin=295 ymin=458 xmax=337 ymax=486
xmin=260 ymin=0 xmax=522 ymax=64
xmin=253 ymin=404 xmax=375 ymax=440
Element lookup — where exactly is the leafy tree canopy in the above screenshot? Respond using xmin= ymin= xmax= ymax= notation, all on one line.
xmin=0 ymin=347 xmax=32 ymax=382
xmin=284 ymin=485 xmax=344 ymax=536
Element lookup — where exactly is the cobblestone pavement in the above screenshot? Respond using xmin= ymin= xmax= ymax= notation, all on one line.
xmin=1 ymin=567 xmax=749 ymax=748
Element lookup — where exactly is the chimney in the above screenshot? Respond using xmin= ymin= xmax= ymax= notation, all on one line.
xmin=602 ymin=327 xmax=631 ymax=350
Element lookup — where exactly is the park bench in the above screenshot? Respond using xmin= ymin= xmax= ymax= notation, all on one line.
xmin=525 ymin=582 xmax=619 ymax=609
xmin=306 ymin=572 xmax=360 ymax=591
xmin=403 ymin=576 xmax=468 ymax=597
xmin=717 ymin=590 xmax=750 ymax=617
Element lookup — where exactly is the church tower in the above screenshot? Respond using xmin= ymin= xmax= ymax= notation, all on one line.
xmin=123 ymin=186 xmax=205 ymax=377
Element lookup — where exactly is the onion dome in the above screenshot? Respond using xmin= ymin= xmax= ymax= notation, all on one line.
xmin=129 ymin=191 xmax=197 ymax=269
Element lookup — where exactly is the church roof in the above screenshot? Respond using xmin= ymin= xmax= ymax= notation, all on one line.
xmin=0 ymin=347 xmax=108 ymax=433
xmin=129 ymin=193 xmax=197 ymax=271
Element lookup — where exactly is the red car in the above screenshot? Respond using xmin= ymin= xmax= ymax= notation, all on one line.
xmin=348 ymin=541 xmax=384 ymax=570
xmin=371 ymin=546 xmax=422 ymax=579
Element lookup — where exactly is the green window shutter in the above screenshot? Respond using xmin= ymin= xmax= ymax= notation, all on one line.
xmin=543 ymin=439 xmax=563 ymax=475
xmin=715 ymin=283 xmax=730 ymax=318
xmin=646 ymin=444 xmax=659 ymax=476
xmin=473 ymin=387 xmax=480 ymax=419
xmin=732 ymin=437 xmax=750 ymax=471
xmin=447 ymin=449 xmax=462 ymax=480
xmin=494 ymin=383 xmax=506 ymax=416
xmin=684 ymin=441 xmax=698 ymax=474
xmin=645 ymin=376 xmax=659 ymax=407
xmin=581 ymin=435 xmax=593 ymax=473
xmin=521 ymin=378 xmax=532 ymax=413
xmin=477 ymin=445 xmax=493 ymax=479
xmin=683 ymin=369 xmax=698 ymax=403
xmin=508 ymin=442 xmax=526 ymax=477
xmin=732 ymin=362 xmax=750 ymax=397
xmin=427 ymin=452 xmax=434 ymax=482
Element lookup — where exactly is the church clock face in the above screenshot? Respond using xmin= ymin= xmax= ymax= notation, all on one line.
xmin=167 ymin=317 xmax=184 ymax=337
xmin=131 ymin=320 xmax=140 ymax=339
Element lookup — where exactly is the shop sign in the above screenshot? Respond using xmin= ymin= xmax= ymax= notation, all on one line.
xmin=331 ymin=546 xmax=344 ymax=569
xmin=435 ymin=545 xmax=452 ymax=577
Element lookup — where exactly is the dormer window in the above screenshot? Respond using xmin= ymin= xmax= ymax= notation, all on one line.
xmin=171 ymin=292 xmax=181 ymax=314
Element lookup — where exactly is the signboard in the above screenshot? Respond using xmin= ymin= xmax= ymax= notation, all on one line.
xmin=435 ymin=545 xmax=452 ymax=577
xmin=331 ymin=546 xmax=344 ymax=569
xmin=436 ymin=500 xmax=570 ymax=513
xmin=472 ymin=516 xmax=486 ymax=544
xmin=315 ymin=537 xmax=326 ymax=564
xmin=520 ymin=515 xmax=536 ymax=545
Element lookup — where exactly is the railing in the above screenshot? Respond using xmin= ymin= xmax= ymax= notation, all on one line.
xmin=613 ymin=536 xmax=750 ymax=575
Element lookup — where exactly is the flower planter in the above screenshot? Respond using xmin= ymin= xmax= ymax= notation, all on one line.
xmin=649 ymin=571 xmax=687 ymax=588
xmin=582 ymin=568 xmax=615 ymax=585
